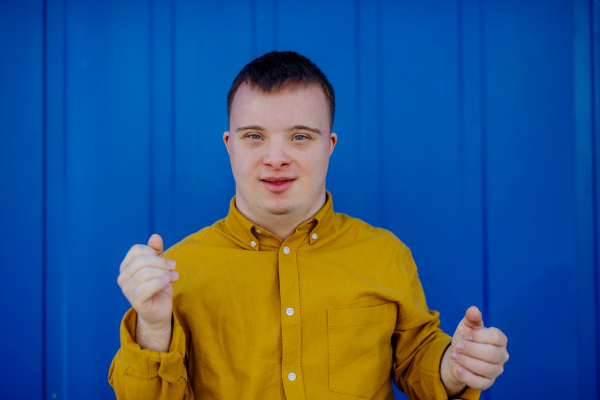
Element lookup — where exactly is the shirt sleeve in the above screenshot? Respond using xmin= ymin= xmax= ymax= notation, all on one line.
xmin=391 ymin=246 xmax=480 ymax=400
xmin=108 ymin=307 xmax=195 ymax=400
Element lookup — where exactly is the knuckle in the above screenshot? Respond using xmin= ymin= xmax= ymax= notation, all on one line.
xmin=490 ymin=328 xmax=500 ymax=342
xmin=493 ymin=347 xmax=503 ymax=361
xmin=483 ymin=347 xmax=494 ymax=360
xmin=121 ymin=280 xmax=132 ymax=297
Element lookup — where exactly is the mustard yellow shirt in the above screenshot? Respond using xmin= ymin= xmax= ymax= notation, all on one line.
xmin=109 ymin=191 xmax=480 ymax=400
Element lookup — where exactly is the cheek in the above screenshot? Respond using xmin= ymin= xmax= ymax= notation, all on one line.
xmin=230 ymin=147 xmax=261 ymax=179
xmin=300 ymin=148 xmax=330 ymax=178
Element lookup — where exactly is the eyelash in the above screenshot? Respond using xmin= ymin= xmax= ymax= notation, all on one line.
xmin=246 ymin=134 xmax=309 ymax=141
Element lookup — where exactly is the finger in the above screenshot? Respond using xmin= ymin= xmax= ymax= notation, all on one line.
xmin=471 ymin=327 xmax=508 ymax=347
xmin=147 ymin=234 xmax=164 ymax=256
xmin=118 ymin=254 xmax=175 ymax=285
xmin=457 ymin=340 xmax=508 ymax=364
xmin=455 ymin=365 xmax=494 ymax=391
xmin=452 ymin=352 xmax=504 ymax=380
xmin=132 ymin=275 xmax=172 ymax=308
xmin=121 ymin=266 xmax=178 ymax=296
xmin=463 ymin=306 xmax=484 ymax=329
xmin=120 ymin=244 xmax=158 ymax=273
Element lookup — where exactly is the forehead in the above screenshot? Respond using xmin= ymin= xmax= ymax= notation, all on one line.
xmin=230 ymin=82 xmax=330 ymax=131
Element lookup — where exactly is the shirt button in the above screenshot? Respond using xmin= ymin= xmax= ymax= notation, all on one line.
xmin=288 ymin=372 xmax=296 ymax=381
xmin=250 ymin=241 xmax=256 ymax=247
xmin=311 ymin=233 xmax=317 ymax=240
xmin=255 ymin=229 xmax=262 ymax=234
xmin=283 ymin=246 xmax=290 ymax=254
xmin=286 ymin=308 xmax=294 ymax=316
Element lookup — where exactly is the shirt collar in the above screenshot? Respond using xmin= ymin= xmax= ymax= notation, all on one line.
xmin=224 ymin=190 xmax=335 ymax=250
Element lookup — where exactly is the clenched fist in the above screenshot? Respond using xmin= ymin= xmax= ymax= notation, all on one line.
xmin=117 ymin=234 xmax=179 ymax=350
xmin=441 ymin=306 xmax=509 ymax=395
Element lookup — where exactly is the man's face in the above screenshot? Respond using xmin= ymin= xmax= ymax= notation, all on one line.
xmin=224 ymin=82 xmax=337 ymax=220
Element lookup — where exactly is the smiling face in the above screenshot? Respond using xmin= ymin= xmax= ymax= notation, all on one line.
xmin=224 ymin=82 xmax=337 ymax=232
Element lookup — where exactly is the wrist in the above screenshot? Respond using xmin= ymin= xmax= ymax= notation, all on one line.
xmin=135 ymin=313 xmax=173 ymax=352
xmin=137 ymin=313 xmax=172 ymax=334
xmin=440 ymin=345 xmax=466 ymax=397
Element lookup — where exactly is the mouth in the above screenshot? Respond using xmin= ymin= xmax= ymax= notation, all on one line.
xmin=260 ymin=178 xmax=296 ymax=193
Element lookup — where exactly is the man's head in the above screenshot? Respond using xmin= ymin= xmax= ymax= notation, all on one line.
xmin=223 ymin=51 xmax=337 ymax=234
xmin=227 ymin=51 xmax=335 ymax=131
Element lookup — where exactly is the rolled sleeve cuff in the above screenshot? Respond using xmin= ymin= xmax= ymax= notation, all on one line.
xmin=417 ymin=338 xmax=481 ymax=400
xmin=118 ymin=307 xmax=187 ymax=384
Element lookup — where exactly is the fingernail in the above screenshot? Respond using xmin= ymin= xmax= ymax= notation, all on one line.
xmin=160 ymin=275 xmax=169 ymax=283
xmin=170 ymin=271 xmax=179 ymax=280
xmin=466 ymin=335 xmax=473 ymax=341
xmin=456 ymin=341 xmax=464 ymax=351
xmin=168 ymin=260 xmax=176 ymax=269
xmin=451 ymin=352 xmax=459 ymax=361
xmin=457 ymin=366 xmax=465 ymax=376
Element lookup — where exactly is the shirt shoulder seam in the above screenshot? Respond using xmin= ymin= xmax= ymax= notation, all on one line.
xmin=337 ymin=213 xmax=411 ymax=254
xmin=163 ymin=220 xmax=222 ymax=259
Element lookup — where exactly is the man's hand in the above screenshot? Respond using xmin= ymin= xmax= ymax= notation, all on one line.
xmin=117 ymin=234 xmax=179 ymax=352
xmin=441 ymin=306 xmax=509 ymax=396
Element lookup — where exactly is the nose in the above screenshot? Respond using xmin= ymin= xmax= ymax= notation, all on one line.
xmin=262 ymin=140 xmax=291 ymax=170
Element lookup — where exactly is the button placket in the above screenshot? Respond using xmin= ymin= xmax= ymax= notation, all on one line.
xmin=278 ymin=240 xmax=305 ymax=399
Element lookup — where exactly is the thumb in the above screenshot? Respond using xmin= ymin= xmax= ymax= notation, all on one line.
xmin=147 ymin=233 xmax=164 ymax=256
xmin=462 ymin=305 xmax=484 ymax=329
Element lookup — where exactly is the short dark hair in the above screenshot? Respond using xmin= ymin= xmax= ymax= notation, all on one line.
xmin=227 ymin=51 xmax=335 ymax=131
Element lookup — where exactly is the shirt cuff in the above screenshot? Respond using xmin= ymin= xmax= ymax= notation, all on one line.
xmin=118 ymin=307 xmax=187 ymax=384
xmin=417 ymin=338 xmax=481 ymax=400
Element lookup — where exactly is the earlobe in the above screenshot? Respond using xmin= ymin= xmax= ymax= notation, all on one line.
xmin=223 ymin=131 xmax=231 ymax=154
xmin=329 ymin=132 xmax=338 ymax=155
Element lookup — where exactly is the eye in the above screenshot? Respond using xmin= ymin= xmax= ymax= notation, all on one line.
xmin=293 ymin=135 xmax=308 ymax=141
xmin=248 ymin=134 xmax=262 ymax=140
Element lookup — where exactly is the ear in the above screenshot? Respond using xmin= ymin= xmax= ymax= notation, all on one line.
xmin=223 ymin=131 xmax=231 ymax=154
xmin=329 ymin=132 xmax=338 ymax=156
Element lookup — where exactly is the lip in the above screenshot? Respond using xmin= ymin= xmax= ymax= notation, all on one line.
xmin=260 ymin=177 xmax=296 ymax=193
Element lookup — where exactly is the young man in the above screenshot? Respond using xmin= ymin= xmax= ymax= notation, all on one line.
xmin=109 ymin=51 xmax=508 ymax=400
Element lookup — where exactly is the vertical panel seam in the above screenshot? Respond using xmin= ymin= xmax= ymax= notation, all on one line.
xmin=42 ymin=0 xmax=47 ymax=397
xmin=149 ymin=0 xmax=154 ymax=237
xmin=251 ymin=0 xmax=256 ymax=59
xmin=479 ymin=0 xmax=489 ymax=355
xmin=591 ymin=0 xmax=600 ymax=391
xmin=355 ymin=0 xmax=360 ymax=212
xmin=457 ymin=0 xmax=464 ymax=208
xmin=170 ymin=0 xmax=176 ymax=201
xmin=376 ymin=0 xmax=383 ymax=225
xmin=61 ymin=0 xmax=69 ymax=398
xmin=273 ymin=0 xmax=278 ymax=50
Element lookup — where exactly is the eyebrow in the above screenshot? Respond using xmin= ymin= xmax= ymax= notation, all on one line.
xmin=235 ymin=124 xmax=322 ymax=135
xmin=236 ymin=125 xmax=265 ymax=132
xmin=286 ymin=125 xmax=322 ymax=135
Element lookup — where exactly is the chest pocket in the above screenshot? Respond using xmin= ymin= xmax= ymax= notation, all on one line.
xmin=327 ymin=302 xmax=397 ymax=399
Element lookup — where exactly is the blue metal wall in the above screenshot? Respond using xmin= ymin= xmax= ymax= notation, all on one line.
xmin=0 ymin=0 xmax=598 ymax=399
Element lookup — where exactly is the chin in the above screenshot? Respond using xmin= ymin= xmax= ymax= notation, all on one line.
xmin=264 ymin=198 xmax=297 ymax=216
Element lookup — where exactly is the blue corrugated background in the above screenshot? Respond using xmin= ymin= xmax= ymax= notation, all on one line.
xmin=0 ymin=0 xmax=598 ymax=399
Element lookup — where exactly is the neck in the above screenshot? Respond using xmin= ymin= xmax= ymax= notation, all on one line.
xmin=235 ymin=191 xmax=327 ymax=241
